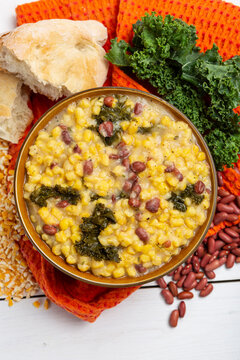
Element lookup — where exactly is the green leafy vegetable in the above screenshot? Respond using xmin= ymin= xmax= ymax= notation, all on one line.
xmin=137 ymin=126 xmax=153 ymax=134
xmin=75 ymin=204 xmax=120 ymax=262
xmin=180 ymin=184 xmax=204 ymax=205
xmin=168 ymin=192 xmax=187 ymax=212
xmin=30 ymin=185 xmax=80 ymax=207
xmin=106 ymin=13 xmax=240 ymax=170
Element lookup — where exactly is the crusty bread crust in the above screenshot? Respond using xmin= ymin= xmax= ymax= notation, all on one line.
xmin=0 ymin=20 xmax=109 ymax=100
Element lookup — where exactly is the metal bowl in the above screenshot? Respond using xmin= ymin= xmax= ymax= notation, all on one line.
xmin=14 ymin=87 xmax=217 ymax=287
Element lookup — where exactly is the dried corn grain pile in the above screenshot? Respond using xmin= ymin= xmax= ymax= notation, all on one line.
xmin=0 ymin=140 xmax=39 ymax=305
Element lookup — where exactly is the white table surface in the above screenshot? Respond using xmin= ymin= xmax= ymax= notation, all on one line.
xmin=0 ymin=1 xmax=240 ymax=359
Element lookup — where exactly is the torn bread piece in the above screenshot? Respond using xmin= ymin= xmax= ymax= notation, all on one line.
xmin=0 ymin=19 xmax=109 ymax=100
xmin=0 ymin=70 xmax=33 ymax=143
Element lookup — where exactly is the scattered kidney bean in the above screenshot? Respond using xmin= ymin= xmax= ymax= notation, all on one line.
xmin=173 ymin=266 xmax=183 ymax=281
xmin=123 ymin=180 xmax=132 ymax=193
xmin=161 ymin=289 xmax=174 ymax=304
xmin=73 ymin=144 xmax=81 ymax=154
xmin=196 ymin=245 xmax=205 ymax=258
xmin=200 ymin=253 xmax=211 ymax=268
xmin=145 ymin=197 xmax=160 ymax=213
xmin=195 ymin=278 xmax=208 ymax=291
xmin=109 ymin=153 xmax=119 ymax=160
xmin=226 ymin=254 xmax=236 ymax=268
xmin=99 ymin=121 xmax=113 ymax=137
xmin=83 ymin=160 xmax=93 ymax=175
xmin=134 ymin=102 xmax=143 ymax=115
xmin=135 ymin=227 xmax=149 ymax=244
xmin=194 ymin=181 xmax=205 ymax=194
xmin=219 ymin=257 xmax=227 ymax=266
xmin=219 ymin=250 xmax=229 ymax=257
xmin=131 ymin=183 xmax=141 ymax=196
xmin=131 ymin=161 xmax=146 ymax=173
xmin=236 ymin=196 xmax=240 ymax=208
xmin=220 ymin=194 xmax=236 ymax=204
xmin=135 ymin=264 xmax=147 ymax=273
xmin=104 ymin=96 xmax=114 ymax=107
xmin=231 ymin=248 xmax=240 ymax=256
xmin=226 ymin=214 xmax=239 ymax=222
xmin=135 ymin=212 xmax=142 ymax=221
xmin=218 ymin=230 xmax=232 ymax=244
xmin=223 ymin=243 xmax=238 ymax=250
xmin=200 ymin=283 xmax=213 ymax=297
xmin=177 ymin=291 xmax=193 ymax=300
xmin=207 ymin=236 xmax=216 ymax=254
xmin=236 ymin=257 xmax=240 ymax=263
xmin=173 ymin=168 xmax=183 ymax=181
xmin=181 ymin=264 xmax=192 ymax=275
xmin=168 ymin=281 xmax=178 ymax=297
xmin=218 ymin=188 xmax=230 ymax=197
xmin=225 ymin=228 xmax=239 ymax=238
xmin=213 ymin=212 xmax=228 ymax=225
xmin=169 ymin=310 xmax=179 ymax=327
xmin=214 ymin=240 xmax=225 ymax=251
xmin=183 ymin=272 xmax=196 ymax=289
xmin=195 ymin=272 xmax=204 ymax=280
xmin=157 ymin=277 xmax=167 ymax=289
xmin=178 ymin=301 xmax=186 ymax=318
xmin=122 ymin=158 xmax=130 ymax=170
xmin=164 ymin=163 xmax=175 ymax=173
xmin=217 ymin=203 xmax=234 ymax=213
xmin=229 ymin=201 xmax=240 ymax=215
xmin=43 ymin=224 xmax=58 ymax=235
xmin=184 ymin=280 xmax=198 ymax=291
xmin=217 ymin=171 xmax=223 ymax=186
xmin=176 ymin=275 xmax=186 ymax=288
xmin=56 ymin=200 xmax=69 ymax=208
xmin=205 ymin=259 xmax=220 ymax=272
xmin=186 ymin=254 xmax=193 ymax=264
xmin=62 ymin=130 xmax=71 ymax=144
xmin=128 ymin=198 xmax=140 ymax=208
xmin=205 ymin=271 xmax=216 ymax=279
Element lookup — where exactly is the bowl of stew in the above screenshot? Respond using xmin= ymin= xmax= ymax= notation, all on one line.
xmin=14 ymin=87 xmax=217 ymax=287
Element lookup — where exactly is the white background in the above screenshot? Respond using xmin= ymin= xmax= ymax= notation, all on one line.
xmin=0 ymin=1 xmax=240 ymax=359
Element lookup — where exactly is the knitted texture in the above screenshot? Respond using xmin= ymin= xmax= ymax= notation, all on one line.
xmin=13 ymin=0 xmax=240 ymax=321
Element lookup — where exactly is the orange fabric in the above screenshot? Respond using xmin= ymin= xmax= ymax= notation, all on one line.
xmin=14 ymin=0 xmax=240 ymax=322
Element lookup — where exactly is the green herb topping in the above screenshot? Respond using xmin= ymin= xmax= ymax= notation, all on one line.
xmin=168 ymin=192 xmax=187 ymax=212
xmin=168 ymin=183 xmax=204 ymax=211
xmin=75 ymin=203 xmax=120 ymax=262
xmin=30 ymin=185 xmax=80 ymax=207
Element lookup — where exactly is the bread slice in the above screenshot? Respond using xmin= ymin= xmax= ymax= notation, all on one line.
xmin=0 ymin=70 xmax=33 ymax=143
xmin=0 ymin=19 xmax=109 ymax=101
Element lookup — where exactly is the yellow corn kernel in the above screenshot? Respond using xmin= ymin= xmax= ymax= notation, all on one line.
xmin=33 ymin=300 xmax=41 ymax=308
xmin=77 ymin=263 xmax=90 ymax=272
xmin=122 ymin=134 xmax=134 ymax=145
xmin=73 ymin=179 xmax=82 ymax=191
xmin=51 ymin=207 xmax=63 ymax=221
xmin=30 ymin=174 xmax=41 ymax=184
xmin=79 ymin=99 xmax=90 ymax=108
xmin=202 ymin=199 xmax=210 ymax=210
xmin=197 ymin=152 xmax=206 ymax=161
xmin=38 ymin=207 xmax=49 ymax=219
xmin=185 ymin=218 xmax=196 ymax=229
xmin=161 ymin=115 xmax=172 ymax=127
xmin=112 ymin=165 xmax=125 ymax=177
xmin=70 ymin=233 xmax=79 ymax=243
xmin=186 ymin=172 xmax=198 ymax=184
xmin=38 ymin=131 xmax=49 ymax=141
xmin=27 ymin=165 xmax=38 ymax=176
xmin=170 ymin=218 xmax=184 ymax=227
xmin=51 ymin=126 xmax=61 ymax=138
xmin=61 ymin=245 xmax=70 ymax=257
xmin=89 ymin=144 xmax=97 ymax=155
xmin=41 ymin=176 xmax=52 ymax=186
xmin=166 ymin=174 xmax=179 ymax=187
xmin=66 ymin=255 xmax=77 ymax=265
xmin=74 ymin=163 xmax=83 ymax=177
xmin=152 ymin=256 xmax=162 ymax=266
xmin=69 ymin=154 xmax=81 ymax=165
xmin=192 ymin=144 xmax=199 ymax=155
xmin=128 ymin=122 xmax=139 ymax=134
xmin=120 ymin=121 xmax=129 ymax=131
xmin=65 ymin=171 xmax=76 ymax=181
xmin=157 ymin=182 xmax=169 ymax=195
xmin=142 ymin=244 xmax=152 ymax=255
xmin=52 ymin=244 xmax=62 ymax=255
xmin=55 ymin=231 xmax=68 ymax=243
xmin=113 ymin=267 xmax=125 ymax=278
xmin=36 ymin=225 xmax=42 ymax=234
xmin=100 ymin=154 xmax=110 ymax=166
xmin=196 ymin=212 xmax=206 ymax=225
xmin=126 ymin=266 xmax=137 ymax=277
xmin=83 ymin=129 xmax=93 ymax=142
xmin=91 ymin=260 xmax=104 ymax=269
xmin=184 ymin=228 xmax=194 ymax=239
xmin=140 ymin=254 xmax=150 ymax=263
xmin=52 ymin=166 xmax=64 ymax=175
xmin=92 ymin=104 xmax=101 ymax=115
xmin=185 ymin=198 xmax=192 ymax=206
xmin=41 ymin=234 xmax=48 ymax=241
xmin=186 ymin=206 xmax=196 ymax=217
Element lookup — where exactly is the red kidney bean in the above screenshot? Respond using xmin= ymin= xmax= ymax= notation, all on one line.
xmin=168 ymin=271 xmax=175 ymax=277
xmin=218 ymin=230 xmax=232 ymax=244
xmin=164 ymin=163 xmax=175 ymax=173
xmin=223 ymin=243 xmax=238 ymax=250
xmin=205 ymin=271 xmax=216 ymax=279
xmin=220 ymin=194 xmax=236 ymax=204
xmin=131 ymin=161 xmax=146 ymax=173
xmin=219 ymin=257 xmax=227 ymax=265
xmin=177 ymin=291 xmax=193 ymax=300
xmin=43 ymin=224 xmax=58 ymax=235
xmin=195 ymin=278 xmax=208 ymax=291
xmin=134 ymin=102 xmax=143 ymax=115
xmin=226 ymin=214 xmax=239 ymax=222
xmin=213 ymin=212 xmax=228 ymax=225
xmin=214 ymin=240 xmax=225 ymax=251
xmin=112 ymin=194 xmax=116 ymax=203
xmin=109 ymin=153 xmax=119 ymax=160
xmin=196 ymin=245 xmax=205 ymax=258
xmin=73 ymin=144 xmax=82 ymax=154
xmin=135 ymin=227 xmax=149 ymax=244
xmin=98 ymin=121 xmax=113 ymax=137
xmin=83 ymin=160 xmax=93 ymax=175
xmin=186 ymin=255 xmax=193 ymax=264
xmin=209 ymin=251 xmax=219 ymax=263
xmin=200 ymin=283 xmax=213 ymax=297
xmin=169 ymin=310 xmax=179 ymax=327
xmin=135 ymin=264 xmax=147 ymax=273
xmin=226 ymin=254 xmax=236 ymax=268
xmin=56 ymin=200 xmax=69 ymax=208
xmin=135 ymin=212 xmax=142 ymax=222
xmin=231 ymin=248 xmax=240 ymax=256
xmin=176 ymin=275 xmax=186 ymax=288
xmin=217 ymin=171 xmax=223 ymax=186
xmin=236 ymin=196 xmax=240 ymax=208
xmin=181 ymin=264 xmax=192 ymax=275
xmin=122 ymin=158 xmax=130 ymax=170
xmin=218 ymin=188 xmax=230 ymax=197
xmin=50 ymin=162 xmax=57 ymax=169
xmin=225 ymin=228 xmax=239 ymax=238
xmin=173 ymin=168 xmax=183 ymax=181
xmin=194 ymin=181 xmax=205 ymax=194
xmin=161 ymin=289 xmax=174 ymax=305
xmin=156 ymin=277 xmax=167 ymax=289
xmin=168 ymin=281 xmax=178 ymax=297
xmin=200 ymin=253 xmax=211 ymax=268
xmin=62 ymin=130 xmax=71 ymax=144
xmin=123 ymin=180 xmax=132 ymax=193
xmin=178 ymin=301 xmax=186 ymax=318
xmin=192 ymin=256 xmax=200 ymax=272
xmin=145 ymin=197 xmax=160 ymax=213
xmin=217 ymin=203 xmax=234 ymax=213
xmin=131 ymin=183 xmax=141 ymax=196
xmin=229 ymin=201 xmax=240 ymax=215
xmin=235 ymin=257 xmax=240 ymax=263
xmin=119 ymin=147 xmax=129 ymax=159
xmin=183 ymin=272 xmax=196 ymax=289
xmin=205 ymin=259 xmax=220 ymax=272
xmin=207 ymin=237 xmax=216 ymax=254
xmin=163 ymin=240 xmax=171 ymax=248
xmin=173 ymin=266 xmax=183 ymax=281
xmin=195 ymin=272 xmax=204 ymax=280
xmin=184 ymin=280 xmax=198 ymax=291
xmin=104 ymin=96 xmax=114 ymax=107
xmin=128 ymin=173 xmax=138 ymax=182
xmin=219 ymin=250 xmax=229 ymax=257
xmin=206 ymin=188 xmax=211 ymax=194
xmin=128 ymin=198 xmax=140 ymax=208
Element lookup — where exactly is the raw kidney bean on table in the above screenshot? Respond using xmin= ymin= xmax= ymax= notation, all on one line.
xmin=169 ymin=310 xmax=179 ymax=327
xmin=178 ymin=301 xmax=186 ymax=318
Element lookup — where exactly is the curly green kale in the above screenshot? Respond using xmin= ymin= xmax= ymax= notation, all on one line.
xmin=30 ymin=185 xmax=80 ymax=207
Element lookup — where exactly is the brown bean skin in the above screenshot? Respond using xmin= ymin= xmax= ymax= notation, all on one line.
xmin=196 ymin=245 xmax=205 ymax=258
xmin=183 ymin=272 xmax=196 ymax=289
xmin=207 ymin=237 xmax=216 ymax=254
xmin=229 ymin=201 xmax=240 ymax=215
xmin=195 ymin=272 xmax=204 ymax=280
xmin=195 ymin=278 xmax=208 ymax=291
xmin=73 ymin=144 xmax=82 ymax=154
xmin=173 ymin=168 xmax=183 ymax=181
xmin=181 ymin=264 xmax=192 ymax=275
xmin=131 ymin=183 xmax=141 ymax=196
xmin=156 ymin=277 xmax=167 ymax=289
xmin=219 ymin=250 xmax=229 ymax=257
xmin=219 ymin=257 xmax=227 ymax=266
xmin=235 ymin=257 xmax=240 ymax=263
xmin=135 ymin=227 xmax=149 ymax=244
xmin=168 ymin=281 xmax=178 ymax=297
xmin=218 ymin=188 xmax=230 ymax=197
xmin=217 ymin=171 xmax=223 ymax=186
xmin=173 ymin=266 xmax=183 ymax=281
xmin=178 ymin=301 xmax=186 ymax=318
xmin=194 ymin=181 xmax=205 ymax=194
xmin=214 ymin=240 xmax=225 ymax=251
xmin=169 ymin=310 xmax=179 ymax=327
xmin=226 ymin=254 xmax=236 ymax=268
xmin=226 ymin=214 xmax=239 ymax=222
xmin=176 ymin=275 xmax=186 ymax=288
xmin=200 ymin=253 xmax=211 ymax=268
xmin=145 ymin=198 xmax=160 ymax=213
xmin=50 ymin=162 xmax=58 ymax=169
xmin=213 ymin=212 xmax=228 ymax=225
xmin=123 ymin=180 xmax=132 ymax=193
xmin=205 ymin=259 xmax=220 ymax=272
xmin=122 ymin=158 xmax=130 ymax=170
xmin=99 ymin=121 xmax=114 ymax=137
xmin=225 ymin=228 xmax=239 ymax=238
xmin=118 ymin=147 xmax=129 ymax=159
xmin=217 ymin=203 xmax=234 ymax=213
xmin=134 ymin=102 xmax=143 ymax=115
xmin=128 ymin=198 xmax=140 ymax=208
xmin=135 ymin=264 xmax=147 ymax=273
xmin=223 ymin=243 xmax=238 ymax=250
xmin=61 ymin=130 xmax=71 ymax=144
xmin=184 ymin=280 xmax=198 ymax=291
xmin=83 ymin=160 xmax=93 ymax=175
xmin=205 ymin=271 xmax=216 ymax=279
xmin=200 ymin=283 xmax=213 ymax=297
xmin=43 ymin=224 xmax=58 ymax=235
xmin=218 ymin=230 xmax=232 ymax=244
xmin=177 ymin=291 xmax=193 ymax=300
xmin=236 ymin=196 xmax=240 ymax=208
xmin=164 ymin=164 xmax=175 ymax=173
xmin=192 ymin=256 xmax=200 ymax=273
xmin=56 ymin=200 xmax=69 ymax=208
xmin=161 ymin=289 xmax=174 ymax=304
xmin=131 ymin=161 xmax=146 ymax=173
xmin=186 ymin=254 xmax=193 ymax=264
xmin=231 ymin=248 xmax=240 ymax=256
xmin=220 ymin=194 xmax=236 ymax=204
xmin=104 ymin=96 xmax=114 ymax=107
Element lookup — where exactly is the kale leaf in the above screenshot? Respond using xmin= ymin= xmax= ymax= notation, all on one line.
xmin=30 ymin=185 xmax=80 ymax=207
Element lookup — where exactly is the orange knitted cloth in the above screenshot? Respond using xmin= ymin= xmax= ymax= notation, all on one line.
xmin=13 ymin=0 xmax=240 ymax=322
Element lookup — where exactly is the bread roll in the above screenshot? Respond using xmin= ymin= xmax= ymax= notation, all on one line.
xmin=0 ymin=70 xmax=33 ymax=143
xmin=0 ymin=19 xmax=109 ymax=100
